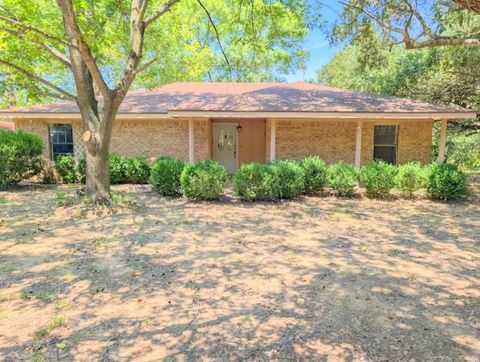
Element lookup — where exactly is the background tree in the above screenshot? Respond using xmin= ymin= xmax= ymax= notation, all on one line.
xmin=331 ymin=0 xmax=480 ymax=49
xmin=0 ymin=0 xmax=311 ymax=203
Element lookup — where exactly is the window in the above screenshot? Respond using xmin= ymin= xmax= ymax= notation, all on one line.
xmin=373 ymin=125 xmax=397 ymax=164
xmin=50 ymin=124 xmax=73 ymax=160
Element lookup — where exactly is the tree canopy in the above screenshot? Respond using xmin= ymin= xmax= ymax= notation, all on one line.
xmin=330 ymin=0 xmax=480 ymax=49
xmin=0 ymin=0 xmax=311 ymax=107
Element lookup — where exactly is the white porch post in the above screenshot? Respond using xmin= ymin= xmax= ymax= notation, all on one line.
xmin=354 ymin=120 xmax=363 ymax=169
xmin=188 ymin=119 xmax=195 ymax=163
xmin=270 ymin=119 xmax=277 ymax=162
xmin=437 ymin=119 xmax=447 ymax=163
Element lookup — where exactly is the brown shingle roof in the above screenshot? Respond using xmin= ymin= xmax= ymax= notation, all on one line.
xmin=0 ymin=81 xmax=474 ymax=115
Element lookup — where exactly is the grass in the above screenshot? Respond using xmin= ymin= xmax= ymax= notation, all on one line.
xmin=34 ymin=315 xmax=66 ymax=341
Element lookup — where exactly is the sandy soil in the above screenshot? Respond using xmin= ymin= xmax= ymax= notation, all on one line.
xmin=0 ymin=181 xmax=479 ymax=361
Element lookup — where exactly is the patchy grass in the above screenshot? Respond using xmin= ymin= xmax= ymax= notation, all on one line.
xmin=0 ymin=182 xmax=479 ymax=361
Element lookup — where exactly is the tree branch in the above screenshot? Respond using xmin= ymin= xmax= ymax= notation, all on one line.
xmin=55 ymin=0 xmax=111 ymax=99
xmin=144 ymin=0 xmax=180 ymax=27
xmin=0 ymin=14 xmax=72 ymax=47
xmin=197 ymin=0 xmax=233 ymax=77
xmin=0 ymin=26 xmax=72 ymax=69
xmin=0 ymin=58 xmax=75 ymax=100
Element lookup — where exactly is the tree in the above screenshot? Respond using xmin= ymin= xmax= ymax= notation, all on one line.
xmin=330 ymin=0 xmax=480 ymax=49
xmin=0 ymin=0 xmax=310 ymax=203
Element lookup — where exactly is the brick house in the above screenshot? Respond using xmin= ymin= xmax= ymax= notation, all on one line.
xmin=0 ymin=82 xmax=476 ymax=172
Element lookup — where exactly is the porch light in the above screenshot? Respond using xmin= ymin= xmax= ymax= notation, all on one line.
xmin=236 ymin=125 xmax=243 ymax=133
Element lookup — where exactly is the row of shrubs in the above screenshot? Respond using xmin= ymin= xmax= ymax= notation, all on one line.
xmin=149 ymin=156 xmax=468 ymax=201
xmin=55 ymin=154 xmax=151 ymax=185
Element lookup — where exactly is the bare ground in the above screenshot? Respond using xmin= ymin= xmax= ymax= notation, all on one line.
xmin=0 ymin=181 xmax=479 ymax=361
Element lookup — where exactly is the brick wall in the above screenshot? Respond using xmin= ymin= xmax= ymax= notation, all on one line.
xmin=267 ymin=119 xmax=434 ymax=165
xmin=15 ymin=117 xmax=433 ymax=165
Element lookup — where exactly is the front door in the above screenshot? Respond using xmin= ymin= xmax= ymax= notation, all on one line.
xmin=213 ymin=123 xmax=237 ymax=173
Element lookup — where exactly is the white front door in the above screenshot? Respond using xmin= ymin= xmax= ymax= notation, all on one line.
xmin=213 ymin=123 xmax=237 ymax=173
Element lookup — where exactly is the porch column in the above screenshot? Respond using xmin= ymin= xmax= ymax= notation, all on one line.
xmin=188 ymin=119 xmax=194 ymax=163
xmin=270 ymin=119 xmax=276 ymax=162
xmin=354 ymin=120 xmax=363 ymax=169
xmin=437 ymin=119 xmax=447 ymax=163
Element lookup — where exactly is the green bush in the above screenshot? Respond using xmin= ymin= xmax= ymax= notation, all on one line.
xmin=300 ymin=156 xmax=328 ymax=194
xmin=55 ymin=154 xmax=78 ymax=184
xmin=180 ymin=160 xmax=228 ymax=200
xmin=359 ymin=160 xmax=397 ymax=196
xmin=109 ymin=153 xmax=128 ymax=184
xmin=0 ymin=130 xmax=44 ymax=188
xmin=78 ymin=158 xmax=86 ymax=184
xmin=149 ymin=157 xmax=185 ymax=196
xmin=233 ymin=163 xmax=279 ymax=201
xmin=327 ymin=161 xmax=358 ymax=197
xmin=126 ymin=156 xmax=150 ymax=184
xmin=270 ymin=159 xmax=305 ymax=199
xmin=394 ymin=162 xmax=427 ymax=195
xmin=426 ymin=163 xmax=468 ymax=200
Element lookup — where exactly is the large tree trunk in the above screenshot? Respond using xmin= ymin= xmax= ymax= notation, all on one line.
xmin=82 ymin=109 xmax=116 ymax=205
xmin=85 ymin=136 xmax=111 ymax=204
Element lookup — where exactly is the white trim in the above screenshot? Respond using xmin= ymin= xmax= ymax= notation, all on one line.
xmin=270 ymin=119 xmax=277 ymax=162
xmin=188 ymin=119 xmax=195 ymax=163
xmin=354 ymin=120 xmax=363 ymax=169
xmin=437 ymin=119 xmax=447 ymax=163
xmin=168 ymin=110 xmax=477 ymax=120
xmin=2 ymin=110 xmax=476 ymax=120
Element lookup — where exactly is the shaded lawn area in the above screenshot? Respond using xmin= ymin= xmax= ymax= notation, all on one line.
xmin=0 ymin=181 xmax=479 ymax=361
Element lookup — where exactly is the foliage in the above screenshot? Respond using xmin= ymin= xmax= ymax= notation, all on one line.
xmin=0 ymin=0 xmax=311 ymax=108
xmin=270 ymin=159 xmax=305 ymax=199
xmin=180 ymin=160 xmax=227 ymax=200
xmin=109 ymin=154 xmax=128 ymax=184
xmin=149 ymin=157 xmax=185 ymax=196
xmin=300 ymin=156 xmax=328 ymax=194
xmin=359 ymin=161 xmax=397 ymax=196
xmin=394 ymin=162 xmax=427 ymax=195
xmin=0 ymin=130 xmax=43 ymax=188
xmin=233 ymin=163 xmax=279 ymax=201
xmin=329 ymin=1 xmax=480 ymax=49
xmin=125 ymin=156 xmax=151 ymax=184
xmin=426 ymin=163 xmax=468 ymax=200
xmin=55 ymin=155 xmax=78 ymax=184
xmin=327 ymin=161 xmax=358 ymax=197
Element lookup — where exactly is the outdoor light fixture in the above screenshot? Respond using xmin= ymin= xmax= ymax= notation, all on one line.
xmin=236 ymin=125 xmax=243 ymax=133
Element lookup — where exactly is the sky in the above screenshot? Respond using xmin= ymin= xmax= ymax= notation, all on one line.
xmin=285 ymin=0 xmax=343 ymax=82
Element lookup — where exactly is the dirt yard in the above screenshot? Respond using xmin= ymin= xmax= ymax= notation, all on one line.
xmin=1 ymin=181 xmax=479 ymax=361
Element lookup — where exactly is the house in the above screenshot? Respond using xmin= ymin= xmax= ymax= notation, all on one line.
xmin=0 ymin=82 xmax=476 ymax=172
xmin=0 ymin=120 xmax=15 ymax=132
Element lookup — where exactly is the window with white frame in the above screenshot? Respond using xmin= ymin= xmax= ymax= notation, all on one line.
xmin=373 ymin=125 xmax=398 ymax=164
xmin=49 ymin=124 xmax=74 ymax=160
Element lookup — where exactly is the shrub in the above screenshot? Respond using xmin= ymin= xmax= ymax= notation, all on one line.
xmin=394 ymin=162 xmax=427 ymax=195
xmin=55 ymin=154 xmax=78 ymax=184
xmin=149 ymin=157 xmax=185 ymax=196
xmin=126 ymin=156 xmax=150 ymax=184
xmin=327 ymin=161 xmax=358 ymax=197
xmin=0 ymin=130 xmax=44 ymax=188
xmin=269 ymin=159 xmax=305 ymax=199
xmin=233 ymin=163 xmax=279 ymax=201
xmin=109 ymin=153 xmax=128 ymax=184
xmin=300 ymin=156 xmax=328 ymax=194
xmin=426 ymin=163 xmax=468 ymax=200
xmin=180 ymin=160 xmax=228 ymax=200
xmin=359 ymin=160 xmax=397 ymax=196
xmin=78 ymin=158 xmax=86 ymax=184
